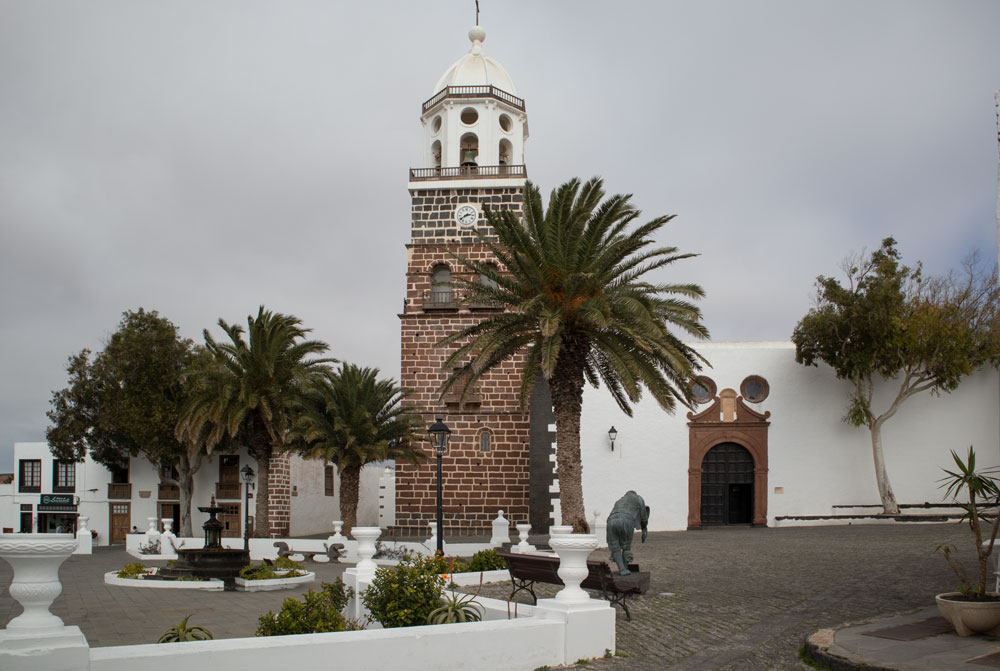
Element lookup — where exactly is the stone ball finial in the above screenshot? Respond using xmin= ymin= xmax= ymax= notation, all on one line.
xmin=469 ymin=25 xmax=486 ymax=45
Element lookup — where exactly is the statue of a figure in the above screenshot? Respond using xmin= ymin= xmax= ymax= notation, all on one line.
xmin=606 ymin=490 xmax=649 ymax=575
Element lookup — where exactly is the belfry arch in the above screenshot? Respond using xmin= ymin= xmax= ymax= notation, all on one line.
xmin=687 ymin=381 xmax=770 ymax=528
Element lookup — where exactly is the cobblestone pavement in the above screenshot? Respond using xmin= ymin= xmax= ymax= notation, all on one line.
xmin=0 ymin=523 xmax=973 ymax=668
xmin=472 ymin=523 xmax=971 ymax=670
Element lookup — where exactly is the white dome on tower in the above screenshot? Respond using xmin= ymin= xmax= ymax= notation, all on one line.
xmin=432 ymin=26 xmax=517 ymax=95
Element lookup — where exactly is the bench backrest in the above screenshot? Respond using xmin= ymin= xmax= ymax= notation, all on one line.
xmin=497 ymin=551 xmax=563 ymax=584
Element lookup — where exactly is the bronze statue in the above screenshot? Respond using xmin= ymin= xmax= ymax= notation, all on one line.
xmin=606 ymin=490 xmax=649 ymax=575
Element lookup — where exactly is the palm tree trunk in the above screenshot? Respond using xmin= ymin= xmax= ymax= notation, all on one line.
xmin=339 ymin=465 xmax=361 ymax=539
xmin=869 ymin=420 xmax=899 ymax=515
xmin=549 ymin=347 xmax=590 ymax=533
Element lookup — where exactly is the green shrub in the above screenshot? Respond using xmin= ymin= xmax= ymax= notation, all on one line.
xmin=117 ymin=562 xmax=147 ymax=579
xmin=256 ymin=580 xmax=354 ymax=636
xmin=157 ymin=614 xmax=213 ymax=643
xmin=361 ymin=555 xmax=445 ymax=628
xmin=240 ymin=563 xmax=278 ymax=580
xmin=467 ymin=549 xmax=506 ymax=572
xmin=273 ymin=557 xmax=305 ymax=571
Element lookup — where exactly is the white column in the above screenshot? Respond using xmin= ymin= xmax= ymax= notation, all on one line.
xmin=490 ymin=510 xmax=510 ymax=546
xmin=160 ymin=519 xmax=178 ymax=559
xmin=535 ymin=533 xmax=615 ymax=664
xmin=344 ymin=527 xmax=382 ymax=624
xmin=0 ymin=534 xmax=90 ymax=671
xmin=73 ymin=517 xmax=92 ymax=555
xmin=515 ymin=523 xmax=535 ymax=553
xmin=591 ymin=510 xmax=608 ymax=549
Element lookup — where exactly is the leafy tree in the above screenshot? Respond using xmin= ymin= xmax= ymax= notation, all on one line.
xmin=46 ymin=308 xmax=209 ymax=535
xmin=792 ymin=238 xmax=1000 ymax=514
xmin=439 ymin=178 xmax=708 ymax=532
xmin=290 ymin=364 xmax=423 ymax=538
xmin=176 ymin=306 xmax=334 ymax=536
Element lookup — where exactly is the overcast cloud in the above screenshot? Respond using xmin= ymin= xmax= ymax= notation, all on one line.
xmin=1 ymin=1 xmax=998 ymax=471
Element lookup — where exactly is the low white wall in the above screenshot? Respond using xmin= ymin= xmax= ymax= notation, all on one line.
xmin=89 ymin=618 xmax=565 ymax=671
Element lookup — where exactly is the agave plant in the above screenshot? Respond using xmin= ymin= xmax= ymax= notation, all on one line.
xmin=937 ymin=446 xmax=1000 ymax=597
xmin=157 ymin=614 xmax=214 ymax=643
xmin=426 ymin=590 xmax=485 ymax=624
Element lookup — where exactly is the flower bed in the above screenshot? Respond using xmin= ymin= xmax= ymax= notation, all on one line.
xmin=236 ymin=571 xmax=316 ymax=592
xmin=103 ymin=571 xmax=224 ymax=590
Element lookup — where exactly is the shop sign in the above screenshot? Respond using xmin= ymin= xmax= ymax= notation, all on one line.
xmin=40 ymin=494 xmax=75 ymax=506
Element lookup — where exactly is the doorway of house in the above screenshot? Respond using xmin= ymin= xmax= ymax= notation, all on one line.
xmin=109 ymin=502 xmax=131 ymax=543
xmin=700 ymin=442 xmax=755 ymax=525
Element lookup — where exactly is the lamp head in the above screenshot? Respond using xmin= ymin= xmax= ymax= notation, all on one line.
xmin=428 ymin=417 xmax=452 ymax=455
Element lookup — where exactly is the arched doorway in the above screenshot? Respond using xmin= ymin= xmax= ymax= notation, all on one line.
xmin=700 ymin=443 xmax=754 ymax=525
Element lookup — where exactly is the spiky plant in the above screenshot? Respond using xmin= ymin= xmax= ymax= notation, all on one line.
xmin=157 ymin=614 xmax=214 ymax=643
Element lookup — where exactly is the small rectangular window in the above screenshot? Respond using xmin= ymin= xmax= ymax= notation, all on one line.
xmin=324 ymin=465 xmax=335 ymax=497
xmin=19 ymin=460 xmax=41 ymax=493
xmin=53 ymin=461 xmax=75 ymax=493
xmin=480 ymin=431 xmax=491 ymax=452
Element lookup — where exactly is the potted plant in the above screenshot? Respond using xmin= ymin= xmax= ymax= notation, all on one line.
xmin=936 ymin=446 xmax=1000 ymax=636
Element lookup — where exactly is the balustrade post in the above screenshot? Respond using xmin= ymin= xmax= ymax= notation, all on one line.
xmin=0 ymin=534 xmax=90 ymax=671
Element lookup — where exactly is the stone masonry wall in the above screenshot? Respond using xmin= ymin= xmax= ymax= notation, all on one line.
xmin=267 ymin=451 xmax=291 ymax=537
xmin=396 ymin=183 xmax=530 ymax=535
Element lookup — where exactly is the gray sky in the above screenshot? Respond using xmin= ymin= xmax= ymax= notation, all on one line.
xmin=2 ymin=1 xmax=998 ymax=471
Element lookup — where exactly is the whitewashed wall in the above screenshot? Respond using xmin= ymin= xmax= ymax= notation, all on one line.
xmin=578 ymin=341 xmax=1000 ymax=531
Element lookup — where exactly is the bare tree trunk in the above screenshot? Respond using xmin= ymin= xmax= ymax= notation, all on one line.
xmin=549 ymin=347 xmax=590 ymax=533
xmin=339 ymin=465 xmax=361 ymax=539
xmin=869 ymin=420 xmax=900 ymax=515
xmin=177 ymin=465 xmax=196 ymax=537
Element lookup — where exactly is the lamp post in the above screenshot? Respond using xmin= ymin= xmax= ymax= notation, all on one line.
xmin=241 ymin=464 xmax=255 ymax=551
xmin=608 ymin=426 xmax=618 ymax=451
xmin=428 ymin=418 xmax=451 ymax=556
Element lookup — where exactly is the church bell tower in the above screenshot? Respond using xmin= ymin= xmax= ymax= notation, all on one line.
xmin=395 ymin=25 xmax=542 ymax=535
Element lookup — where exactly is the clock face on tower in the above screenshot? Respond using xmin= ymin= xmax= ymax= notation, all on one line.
xmin=455 ymin=204 xmax=478 ymax=227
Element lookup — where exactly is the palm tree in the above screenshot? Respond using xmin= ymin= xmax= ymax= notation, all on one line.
xmin=291 ymin=364 xmax=423 ymax=538
xmin=176 ymin=306 xmax=334 ymax=537
xmin=439 ymin=178 xmax=709 ymax=532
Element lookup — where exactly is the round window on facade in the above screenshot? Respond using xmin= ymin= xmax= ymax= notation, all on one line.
xmin=690 ymin=376 xmax=716 ymax=404
xmin=499 ymin=114 xmax=512 ymax=132
xmin=460 ymin=107 xmax=479 ymax=125
xmin=740 ymin=375 xmax=769 ymax=403
xmin=432 ymin=115 xmax=442 ymax=134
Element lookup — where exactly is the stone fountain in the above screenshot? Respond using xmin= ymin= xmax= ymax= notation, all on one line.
xmin=157 ymin=502 xmax=249 ymax=584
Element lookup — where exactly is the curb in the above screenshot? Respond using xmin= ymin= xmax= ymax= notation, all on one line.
xmin=802 ymin=629 xmax=898 ymax=671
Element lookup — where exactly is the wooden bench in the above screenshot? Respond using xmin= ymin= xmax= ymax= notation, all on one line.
xmin=273 ymin=541 xmax=344 ymax=562
xmin=496 ymin=550 xmax=650 ymax=621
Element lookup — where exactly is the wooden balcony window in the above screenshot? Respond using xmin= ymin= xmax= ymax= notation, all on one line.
xmin=107 ymin=482 xmax=132 ymax=500
xmin=158 ymin=483 xmax=180 ymax=500
xmin=216 ymin=482 xmax=241 ymax=500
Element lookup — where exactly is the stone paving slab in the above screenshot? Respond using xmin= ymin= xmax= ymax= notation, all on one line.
xmin=0 ymin=522 xmax=984 ymax=669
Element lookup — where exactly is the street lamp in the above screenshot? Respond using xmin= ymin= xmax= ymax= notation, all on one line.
xmin=241 ymin=464 xmax=255 ymax=551
xmin=428 ymin=417 xmax=452 ymax=555
xmin=608 ymin=426 xmax=618 ymax=452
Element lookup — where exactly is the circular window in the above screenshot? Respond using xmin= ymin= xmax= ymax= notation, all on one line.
xmin=432 ymin=115 xmax=442 ymax=133
xmin=460 ymin=107 xmax=479 ymax=125
xmin=690 ymin=376 xmax=716 ymax=404
xmin=740 ymin=375 xmax=769 ymax=403
xmin=499 ymin=114 xmax=512 ymax=132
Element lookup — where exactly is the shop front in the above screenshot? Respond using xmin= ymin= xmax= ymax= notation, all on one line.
xmin=37 ymin=494 xmax=78 ymax=533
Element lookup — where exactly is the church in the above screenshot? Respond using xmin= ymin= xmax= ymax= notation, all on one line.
xmin=394 ymin=24 xmax=1000 ymax=536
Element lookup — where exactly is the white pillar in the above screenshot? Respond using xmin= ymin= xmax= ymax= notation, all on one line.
xmin=591 ymin=510 xmax=608 ymax=549
xmin=516 ymin=523 xmax=535 ymax=553
xmin=535 ymin=533 xmax=615 ymax=664
xmin=490 ymin=510 xmax=510 ymax=546
xmin=160 ymin=519 xmax=178 ymax=559
xmin=426 ymin=522 xmax=437 ymax=549
xmin=73 ymin=517 xmax=92 ymax=555
xmin=344 ymin=527 xmax=382 ymax=624
xmin=0 ymin=534 xmax=90 ymax=671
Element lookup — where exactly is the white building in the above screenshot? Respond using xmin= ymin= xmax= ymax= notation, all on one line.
xmin=0 ymin=442 xmax=386 ymax=543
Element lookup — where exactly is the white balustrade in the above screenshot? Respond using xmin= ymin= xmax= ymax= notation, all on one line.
xmin=516 ymin=523 xmax=535 ymax=553
xmin=0 ymin=534 xmax=77 ymax=631
xmin=549 ymin=533 xmax=598 ymax=603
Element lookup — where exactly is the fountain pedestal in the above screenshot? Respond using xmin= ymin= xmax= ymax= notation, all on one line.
xmin=157 ymin=506 xmax=248 ymax=584
xmin=0 ymin=534 xmax=90 ymax=671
